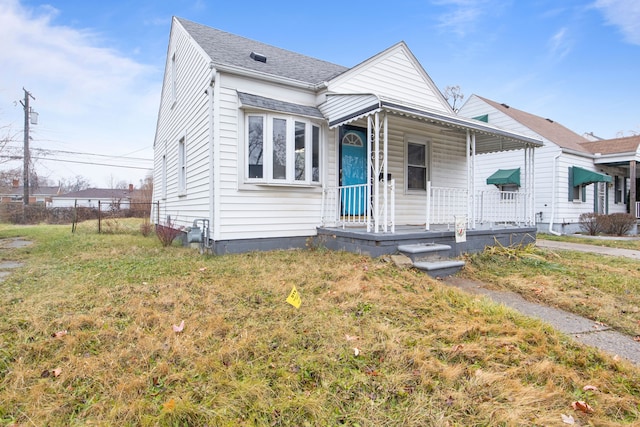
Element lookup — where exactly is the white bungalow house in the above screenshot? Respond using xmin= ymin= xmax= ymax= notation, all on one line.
xmin=458 ymin=95 xmax=636 ymax=235
xmin=152 ymin=17 xmax=543 ymax=261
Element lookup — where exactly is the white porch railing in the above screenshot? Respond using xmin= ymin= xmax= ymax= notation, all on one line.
xmin=322 ymin=183 xmax=532 ymax=232
xmin=474 ymin=190 xmax=531 ymax=226
xmin=636 ymin=201 xmax=640 ymax=219
xmin=425 ymin=183 xmax=468 ymax=230
xmin=321 ymin=181 xmax=395 ymax=231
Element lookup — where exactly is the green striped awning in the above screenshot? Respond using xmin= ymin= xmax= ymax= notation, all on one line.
xmin=486 ymin=168 xmax=520 ymax=186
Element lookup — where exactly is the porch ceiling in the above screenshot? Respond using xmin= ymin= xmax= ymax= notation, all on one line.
xmin=319 ymin=93 xmax=543 ymax=153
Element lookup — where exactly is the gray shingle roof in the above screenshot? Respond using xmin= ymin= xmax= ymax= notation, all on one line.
xmin=237 ymin=92 xmax=324 ymax=118
xmin=476 ymin=96 xmax=590 ymax=153
xmin=57 ymin=188 xmax=132 ymax=199
xmin=176 ymin=17 xmax=348 ymax=85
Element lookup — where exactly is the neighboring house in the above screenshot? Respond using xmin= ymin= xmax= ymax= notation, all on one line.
xmin=51 ymin=188 xmax=133 ymax=210
xmin=152 ymin=17 xmax=543 ymax=257
xmin=458 ymin=95 xmax=632 ymax=235
xmin=0 ymin=180 xmax=61 ymax=205
xmin=581 ymin=135 xmax=640 ymax=218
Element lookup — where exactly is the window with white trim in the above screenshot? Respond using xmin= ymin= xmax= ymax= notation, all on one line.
xmin=177 ymin=135 xmax=186 ymax=194
xmin=406 ymin=139 xmax=430 ymax=191
xmin=246 ymin=113 xmax=321 ymax=185
xmin=161 ymin=154 xmax=167 ymax=199
xmin=170 ymin=52 xmax=177 ymax=105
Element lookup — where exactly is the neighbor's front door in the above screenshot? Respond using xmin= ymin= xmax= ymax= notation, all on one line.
xmin=340 ymin=127 xmax=367 ymax=215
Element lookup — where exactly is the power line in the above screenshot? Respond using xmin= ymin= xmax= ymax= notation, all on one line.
xmin=0 ymin=155 xmax=152 ymax=170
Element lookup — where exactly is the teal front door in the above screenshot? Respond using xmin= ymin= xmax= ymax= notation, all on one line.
xmin=340 ymin=127 xmax=367 ymax=215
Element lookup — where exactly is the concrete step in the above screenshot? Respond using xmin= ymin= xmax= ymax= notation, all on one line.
xmin=397 ymin=243 xmax=452 ymax=263
xmin=413 ymin=260 xmax=466 ymax=279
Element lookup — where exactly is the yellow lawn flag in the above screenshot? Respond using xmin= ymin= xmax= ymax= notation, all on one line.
xmin=286 ymin=286 xmax=301 ymax=309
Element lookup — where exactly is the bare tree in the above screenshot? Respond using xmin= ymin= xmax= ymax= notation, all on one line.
xmin=60 ymin=175 xmax=92 ymax=193
xmin=443 ymin=85 xmax=465 ymax=111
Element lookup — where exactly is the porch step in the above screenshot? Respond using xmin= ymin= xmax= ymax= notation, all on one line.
xmin=397 ymin=243 xmax=452 ymax=263
xmin=413 ymin=260 xmax=466 ymax=279
xmin=397 ymin=243 xmax=464 ymax=278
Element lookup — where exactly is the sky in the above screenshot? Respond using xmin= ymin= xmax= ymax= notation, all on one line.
xmin=1 ymin=0 xmax=639 ymax=188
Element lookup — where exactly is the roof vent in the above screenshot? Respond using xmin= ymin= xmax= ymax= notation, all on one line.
xmin=250 ymin=52 xmax=267 ymax=63
xmin=546 ymin=118 xmax=554 ymax=123
xmin=500 ymin=103 xmax=509 ymax=108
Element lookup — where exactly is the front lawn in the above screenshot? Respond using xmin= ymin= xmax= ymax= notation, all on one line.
xmin=0 ymin=223 xmax=639 ymax=426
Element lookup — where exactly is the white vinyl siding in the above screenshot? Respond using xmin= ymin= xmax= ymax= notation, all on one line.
xmin=152 ymin=19 xmax=213 ymax=228
xmin=327 ymin=45 xmax=450 ymax=114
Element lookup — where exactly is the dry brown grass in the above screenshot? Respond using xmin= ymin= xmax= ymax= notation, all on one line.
xmin=0 ymin=223 xmax=639 ymax=425
xmin=463 ymin=239 xmax=640 ymax=336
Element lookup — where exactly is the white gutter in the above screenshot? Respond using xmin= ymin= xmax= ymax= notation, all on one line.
xmin=548 ymin=152 xmax=562 ymax=236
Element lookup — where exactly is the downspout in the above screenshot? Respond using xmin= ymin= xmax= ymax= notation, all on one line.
xmin=548 ymin=152 xmax=561 ymax=235
xmin=207 ymin=63 xmax=220 ymax=242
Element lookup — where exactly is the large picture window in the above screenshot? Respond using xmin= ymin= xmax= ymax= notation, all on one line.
xmin=246 ymin=113 xmax=321 ymax=185
xmin=406 ymin=140 xmax=429 ymax=191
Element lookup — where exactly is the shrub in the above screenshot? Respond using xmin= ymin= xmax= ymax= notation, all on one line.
xmin=579 ymin=212 xmax=603 ymax=236
xmin=155 ymin=219 xmax=183 ymax=247
xmin=140 ymin=219 xmax=153 ymax=237
xmin=600 ymin=213 xmax=636 ymax=236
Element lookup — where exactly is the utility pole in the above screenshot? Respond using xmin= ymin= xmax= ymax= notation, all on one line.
xmin=20 ymin=88 xmax=35 ymax=205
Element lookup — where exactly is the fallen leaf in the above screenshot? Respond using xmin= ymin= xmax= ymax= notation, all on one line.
xmin=572 ymin=400 xmax=594 ymax=413
xmin=445 ymin=395 xmax=454 ymax=406
xmin=198 ymin=267 xmax=207 ymax=272
xmin=345 ymin=334 xmax=359 ymax=341
xmin=561 ymin=413 xmax=575 ymax=424
xmin=51 ymin=330 xmax=67 ymax=338
xmin=583 ymin=385 xmax=599 ymax=392
xmin=634 ymin=335 xmax=640 ymax=342
xmin=353 ymin=347 xmax=360 ymax=357
xmin=162 ymin=398 xmax=176 ymax=412
xmin=51 ymin=367 xmax=62 ymax=377
xmin=40 ymin=369 xmax=50 ymax=378
xmin=172 ymin=320 xmax=185 ymax=333
xmin=452 ymin=344 xmax=464 ymax=352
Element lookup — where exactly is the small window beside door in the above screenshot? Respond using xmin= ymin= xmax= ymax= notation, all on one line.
xmin=406 ymin=140 xmax=429 ymax=191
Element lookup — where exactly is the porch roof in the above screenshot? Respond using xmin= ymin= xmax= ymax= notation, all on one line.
xmin=318 ymin=93 xmax=543 ymax=154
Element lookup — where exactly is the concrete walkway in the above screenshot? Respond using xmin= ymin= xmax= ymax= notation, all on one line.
xmin=444 ymin=238 xmax=640 ymax=366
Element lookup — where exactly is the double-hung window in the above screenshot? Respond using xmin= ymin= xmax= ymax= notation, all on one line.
xmin=406 ymin=139 xmax=430 ymax=191
xmin=246 ymin=113 xmax=321 ymax=185
xmin=177 ymin=135 xmax=186 ymax=195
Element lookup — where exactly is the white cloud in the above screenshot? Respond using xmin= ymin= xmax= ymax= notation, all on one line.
xmin=431 ymin=0 xmax=508 ymax=37
xmin=0 ymin=0 xmax=159 ymax=186
xmin=593 ymin=0 xmax=640 ymax=45
xmin=548 ymin=27 xmax=572 ymax=60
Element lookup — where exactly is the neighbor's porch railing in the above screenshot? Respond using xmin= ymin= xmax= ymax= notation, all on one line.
xmin=321 ymin=181 xmax=395 ymax=231
xmin=636 ymin=201 xmax=640 ymax=219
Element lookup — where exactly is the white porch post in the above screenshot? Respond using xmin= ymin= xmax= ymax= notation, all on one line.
xmin=366 ymin=116 xmax=372 ymax=232
xmin=382 ymin=112 xmax=388 ymax=232
xmin=523 ymin=144 xmax=535 ymax=226
xmin=368 ymin=111 xmax=387 ymax=233
xmin=530 ymin=145 xmax=535 ymax=225
xmin=470 ymin=132 xmax=476 ymax=229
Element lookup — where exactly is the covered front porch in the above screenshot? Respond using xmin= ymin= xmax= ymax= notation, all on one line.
xmin=318 ymin=94 xmax=543 ymax=236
